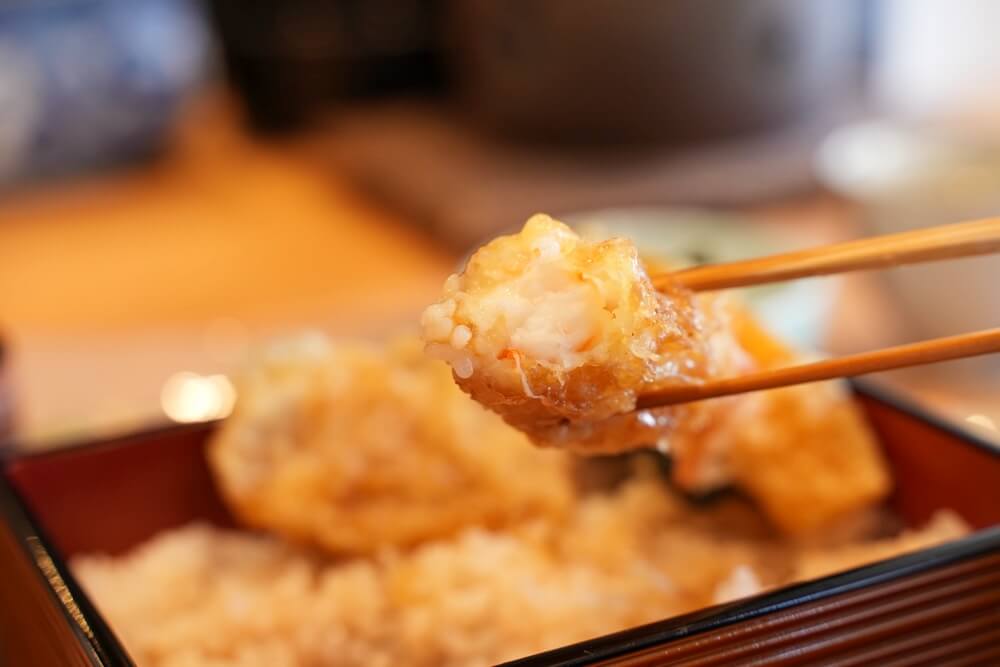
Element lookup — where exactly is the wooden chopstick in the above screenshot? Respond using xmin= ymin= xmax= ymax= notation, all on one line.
xmin=636 ymin=328 xmax=1000 ymax=409
xmin=652 ymin=217 xmax=1000 ymax=292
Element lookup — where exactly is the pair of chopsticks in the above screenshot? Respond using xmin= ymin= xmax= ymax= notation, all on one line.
xmin=638 ymin=218 xmax=1000 ymax=409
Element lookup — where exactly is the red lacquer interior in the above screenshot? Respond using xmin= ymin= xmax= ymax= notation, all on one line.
xmin=5 ymin=423 xmax=233 ymax=558
xmin=856 ymin=393 xmax=1000 ymax=530
xmin=3 ymin=391 xmax=999 ymax=560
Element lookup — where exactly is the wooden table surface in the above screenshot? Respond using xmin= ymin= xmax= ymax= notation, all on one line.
xmin=0 ymin=99 xmax=456 ymax=444
xmin=1 ymin=97 xmax=996 ymax=448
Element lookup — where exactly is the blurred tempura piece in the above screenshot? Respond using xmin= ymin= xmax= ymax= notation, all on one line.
xmin=208 ymin=334 xmax=572 ymax=555
xmin=422 ymin=215 xmax=891 ymax=536
xmin=671 ymin=313 xmax=894 ymax=536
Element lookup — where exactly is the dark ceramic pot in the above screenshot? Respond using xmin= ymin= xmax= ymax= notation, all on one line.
xmin=448 ymin=0 xmax=864 ymax=145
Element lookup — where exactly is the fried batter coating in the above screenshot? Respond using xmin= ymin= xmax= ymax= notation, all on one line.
xmin=423 ymin=215 xmax=891 ymax=536
xmin=422 ymin=213 xmax=723 ymax=451
xmin=208 ymin=334 xmax=573 ymax=555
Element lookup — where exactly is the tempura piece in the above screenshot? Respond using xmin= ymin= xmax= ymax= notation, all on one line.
xmin=423 ymin=213 xmax=729 ymax=452
xmin=423 ymin=215 xmax=891 ymax=537
xmin=209 ymin=333 xmax=573 ymax=555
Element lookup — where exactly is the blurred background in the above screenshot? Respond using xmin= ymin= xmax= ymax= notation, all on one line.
xmin=1 ymin=0 xmax=999 ymax=448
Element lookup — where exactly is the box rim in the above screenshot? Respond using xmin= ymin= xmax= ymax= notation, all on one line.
xmin=849 ymin=379 xmax=999 ymax=460
xmin=0 ymin=474 xmax=135 ymax=666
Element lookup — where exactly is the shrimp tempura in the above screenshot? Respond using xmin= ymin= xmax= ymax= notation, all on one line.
xmin=423 ymin=214 xmax=733 ymax=452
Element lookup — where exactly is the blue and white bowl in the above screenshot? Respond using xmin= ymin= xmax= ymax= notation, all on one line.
xmin=0 ymin=0 xmax=211 ymax=184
